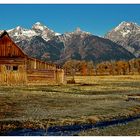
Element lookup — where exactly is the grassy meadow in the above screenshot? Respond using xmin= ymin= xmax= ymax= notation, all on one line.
xmin=0 ymin=75 xmax=140 ymax=135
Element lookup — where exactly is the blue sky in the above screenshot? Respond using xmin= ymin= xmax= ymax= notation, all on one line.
xmin=0 ymin=4 xmax=140 ymax=36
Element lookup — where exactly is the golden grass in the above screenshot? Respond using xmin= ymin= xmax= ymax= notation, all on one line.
xmin=0 ymin=75 xmax=140 ymax=134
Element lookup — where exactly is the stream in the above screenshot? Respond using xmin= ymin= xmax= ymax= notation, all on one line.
xmin=5 ymin=114 xmax=140 ymax=136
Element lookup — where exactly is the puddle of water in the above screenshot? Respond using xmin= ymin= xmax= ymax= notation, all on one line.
xmin=6 ymin=128 xmax=47 ymax=136
xmin=5 ymin=114 xmax=140 ymax=136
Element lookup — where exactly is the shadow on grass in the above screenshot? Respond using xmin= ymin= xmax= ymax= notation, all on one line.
xmin=3 ymin=113 xmax=140 ymax=136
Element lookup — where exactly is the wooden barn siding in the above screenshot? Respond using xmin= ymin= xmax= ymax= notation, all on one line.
xmin=27 ymin=69 xmax=64 ymax=85
xmin=27 ymin=58 xmax=56 ymax=70
xmin=0 ymin=58 xmax=26 ymax=64
xmin=0 ymin=34 xmax=28 ymax=85
xmin=0 ymin=35 xmax=25 ymax=57
xmin=27 ymin=58 xmax=57 ymax=84
xmin=27 ymin=69 xmax=56 ymax=84
xmin=0 ymin=64 xmax=27 ymax=85
xmin=26 ymin=58 xmax=65 ymax=84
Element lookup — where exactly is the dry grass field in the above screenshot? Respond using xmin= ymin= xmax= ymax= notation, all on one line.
xmin=0 ymin=75 xmax=140 ymax=135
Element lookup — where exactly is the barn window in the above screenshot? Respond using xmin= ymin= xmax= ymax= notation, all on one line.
xmin=105 ymin=66 xmax=108 ymax=69
xmin=13 ymin=66 xmax=18 ymax=71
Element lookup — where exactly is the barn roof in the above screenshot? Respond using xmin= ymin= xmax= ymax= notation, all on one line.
xmin=0 ymin=31 xmax=28 ymax=57
xmin=0 ymin=31 xmax=9 ymax=38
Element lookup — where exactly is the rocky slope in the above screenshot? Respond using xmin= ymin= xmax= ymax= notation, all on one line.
xmin=53 ymin=28 xmax=134 ymax=64
xmin=105 ymin=21 xmax=140 ymax=57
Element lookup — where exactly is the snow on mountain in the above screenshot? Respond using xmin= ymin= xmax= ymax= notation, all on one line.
xmin=0 ymin=22 xmax=62 ymax=42
xmin=32 ymin=22 xmax=48 ymax=32
xmin=105 ymin=21 xmax=140 ymax=57
xmin=55 ymin=32 xmax=61 ymax=36
xmin=8 ymin=26 xmax=37 ymax=38
xmin=32 ymin=22 xmax=61 ymax=41
xmin=5 ymin=26 xmax=37 ymax=43
xmin=108 ymin=21 xmax=140 ymax=38
xmin=0 ymin=30 xmax=3 ymax=34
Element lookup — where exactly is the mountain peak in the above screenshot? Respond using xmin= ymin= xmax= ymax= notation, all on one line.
xmin=114 ymin=21 xmax=140 ymax=32
xmin=120 ymin=21 xmax=137 ymax=25
xmin=105 ymin=21 xmax=140 ymax=57
xmin=120 ymin=21 xmax=140 ymax=28
xmin=75 ymin=27 xmax=82 ymax=33
xmin=73 ymin=27 xmax=91 ymax=35
xmin=32 ymin=22 xmax=47 ymax=31
xmin=34 ymin=22 xmax=42 ymax=25
xmin=15 ymin=26 xmax=24 ymax=30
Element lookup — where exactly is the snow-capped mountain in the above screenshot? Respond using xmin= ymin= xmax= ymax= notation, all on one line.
xmin=0 ymin=22 xmax=135 ymax=64
xmin=7 ymin=26 xmax=37 ymax=42
xmin=32 ymin=22 xmax=60 ymax=41
xmin=0 ymin=22 xmax=60 ymax=42
xmin=105 ymin=21 xmax=140 ymax=57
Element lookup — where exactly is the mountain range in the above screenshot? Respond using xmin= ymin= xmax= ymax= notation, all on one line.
xmin=0 ymin=21 xmax=139 ymax=64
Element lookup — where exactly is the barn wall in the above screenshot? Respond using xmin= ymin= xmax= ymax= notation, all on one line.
xmin=0 ymin=64 xmax=27 ymax=85
xmin=26 ymin=58 xmax=65 ymax=85
xmin=0 ymin=35 xmax=25 ymax=57
xmin=27 ymin=58 xmax=56 ymax=70
xmin=27 ymin=69 xmax=56 ymax=85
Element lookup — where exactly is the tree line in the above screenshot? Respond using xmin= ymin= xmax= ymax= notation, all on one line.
xmin=63 ymin=58 xmax=140 ymax=76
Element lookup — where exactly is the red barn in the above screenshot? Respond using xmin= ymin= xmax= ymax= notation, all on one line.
xmin=0 ymin=31 xmax=64 ymax=85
